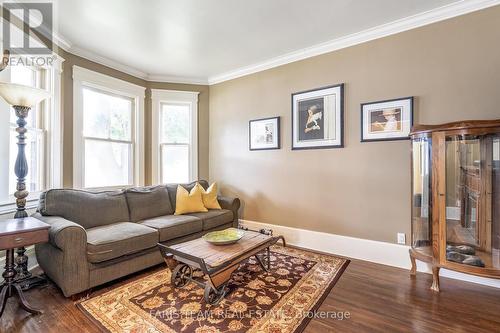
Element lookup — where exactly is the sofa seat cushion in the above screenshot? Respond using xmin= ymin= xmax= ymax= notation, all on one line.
xmin=140 ymin=215 xmax=202 ymax=242
xmin=86 ymin=222 xmax=159 ymax=263
xmin=186 ymin=209 xmax=233 ymax=230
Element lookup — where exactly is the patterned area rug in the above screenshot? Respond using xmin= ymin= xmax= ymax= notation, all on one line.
xmin=77 ymin=245 xmax=349 ymax=333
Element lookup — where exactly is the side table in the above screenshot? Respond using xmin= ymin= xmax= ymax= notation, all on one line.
xmin=0 ymin=217 xmax=49 ymax=317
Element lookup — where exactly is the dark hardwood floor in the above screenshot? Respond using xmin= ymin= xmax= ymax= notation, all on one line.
xmin=1 ymin=258 xmax=500 ymax=333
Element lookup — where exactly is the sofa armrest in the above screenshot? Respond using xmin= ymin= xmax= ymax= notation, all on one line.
xmin=33 ymin=212 xmax=90 ymax=297
xmin=218 ymin=196 xmax=240 ymax=225
xmin=218 ymin=196 xmax=240 ymax=212
xmin=32 ymin=212 xmax=87 ymax=250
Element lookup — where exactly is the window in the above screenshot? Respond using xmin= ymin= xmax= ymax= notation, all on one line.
xmin=73 ymin=66 xmax=145 ymax=189
xmin=82 ymin=88 xmax=133 ymax=188
xmin=0 ymin=58 xmax=63 ymax=212
xmin=160 ymin=103 xmax=191 ymax=183
xmin=152 ymin=90 xmax=198 ymax=184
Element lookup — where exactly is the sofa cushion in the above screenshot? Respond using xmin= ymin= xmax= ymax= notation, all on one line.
xmin=201 ymin=182 xmax=222 ymax=210
xmin=38 ymin=189 xmax=130 ymax=229
xmin=125 ymin=186 xmax=174 ymax=222
xmin=140 ymin=215 xmax=202 ymax=242
xmin=186 ymin=209 xmax=233 ymax=230
xmin=174 ymin=184 xmax=208 ymax=215
xmin=166 ymin=180 xmax=209 ymax=210
xmin=86 ymin=222 xmax=158 ymax=263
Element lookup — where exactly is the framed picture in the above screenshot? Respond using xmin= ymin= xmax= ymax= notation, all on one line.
xmin=360 ymin=97 xmax=414 ymax=142
xmin=291 ymin=84 xmax=344 ymax=150
xmin=249 ymin=116 xmax=280 ymax=150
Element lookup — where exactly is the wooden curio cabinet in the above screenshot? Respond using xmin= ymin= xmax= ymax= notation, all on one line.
xmin=409 ymin=120 xmax=500 ymax=291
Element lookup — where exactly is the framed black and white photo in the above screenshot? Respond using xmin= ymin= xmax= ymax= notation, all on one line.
xmin=291 ymin=84 xmax=344 ymax=150
xmin=361 ymin=97 xmax=414 ymax=142
xmin=249 ymin=116 xmax=280 ymax=150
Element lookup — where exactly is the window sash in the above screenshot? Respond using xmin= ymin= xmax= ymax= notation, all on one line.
xmin=83 ymin=138 xmax=134 ymax=188
xmin=159 ymin=142 xmax=190 ymax=184
xmin=82 ymin=86 xmax=134 ymax=142
xmin=82 ymin=135 xmax=133 ymax=145
xmin=159 ymin=102 xmax=192 ymax=145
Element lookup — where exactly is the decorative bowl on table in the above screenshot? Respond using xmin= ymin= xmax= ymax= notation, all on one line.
xmin=202 ymin=228 xmax=245 ymax=245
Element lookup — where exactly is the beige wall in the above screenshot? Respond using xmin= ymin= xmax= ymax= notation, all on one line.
xmin=60 ymin=51 xmax=209 ymax=187
xmin=208 ymin=7 xmax=500 ymax=244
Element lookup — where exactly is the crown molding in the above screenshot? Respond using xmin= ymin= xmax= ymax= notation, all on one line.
xmin=147 ymin=74 xmax=209 ymax=85
xmin=68 ymin=45 xmax=209 ymax=85
xmin=69 ymin=45 xmax=149 ymax=80
xmin=208 ymin=0 xmax=500 ymax=85
xmin=51 ymin=32 xmax=72 ymax=51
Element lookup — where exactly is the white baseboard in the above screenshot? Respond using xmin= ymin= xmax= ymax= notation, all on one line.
xmin=240 ymin=219 xmax=500 ymax=289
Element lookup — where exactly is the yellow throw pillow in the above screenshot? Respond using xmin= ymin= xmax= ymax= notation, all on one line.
xmin=201 ymin=182 xmax=222 ymax=210
xmin=174 ymin=183 xmax=208 ymax=215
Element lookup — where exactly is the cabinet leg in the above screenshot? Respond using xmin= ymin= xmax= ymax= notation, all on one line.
xmin=409 ymin=250 xmax=417 ymax=276
xmin=430 ymin=266 xmax=440 ymax=292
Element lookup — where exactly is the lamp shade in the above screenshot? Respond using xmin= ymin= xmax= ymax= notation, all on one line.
xmin=0 ymin=82 xmax=50 ymax=107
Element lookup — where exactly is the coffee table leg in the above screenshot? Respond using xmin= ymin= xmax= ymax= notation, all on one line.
xmin=171 ymin=264 xmax=192 ymax=287
xmin=255 ymin=255 xmax=268 ymax=272
xmin=255 ymin=247 xmax=273 ymax=272
xmin=204 ymin=283 xmax=227 ymax=305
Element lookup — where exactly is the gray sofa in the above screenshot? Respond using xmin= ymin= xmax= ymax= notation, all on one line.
xmin=33 ymin=180 xmax=240 ymax=297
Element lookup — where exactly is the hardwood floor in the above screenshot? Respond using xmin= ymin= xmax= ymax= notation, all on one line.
xmin=1 ymin=258 xmax=500 ymax=333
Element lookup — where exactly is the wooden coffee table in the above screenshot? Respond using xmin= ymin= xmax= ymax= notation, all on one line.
xmin=158 ymin=229 xmax=286 ymax=304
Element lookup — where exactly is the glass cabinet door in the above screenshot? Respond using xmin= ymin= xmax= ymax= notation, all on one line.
xmin=412 ymin=137 xmax=432 ymax=256
xmin=445 ymin=133 xmax=500 ymax=269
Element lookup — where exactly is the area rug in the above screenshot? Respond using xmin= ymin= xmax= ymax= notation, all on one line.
xmin=77 ymin=245 xmax=349 ymax=333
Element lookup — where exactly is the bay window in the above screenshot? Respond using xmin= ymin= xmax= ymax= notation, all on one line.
xmin=73 ymin=66 xmax=145 ymax=189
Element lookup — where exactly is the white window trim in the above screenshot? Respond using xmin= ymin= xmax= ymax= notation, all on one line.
xmin=48 ymin=55 xmax=65 ymax=189
xmin=72 ymin=66 xmax=145 ymax=189
xmin=0 ymin=54 xmax=64 ymax=214
xmin=151 ymin=89 xmax=199 ymax=185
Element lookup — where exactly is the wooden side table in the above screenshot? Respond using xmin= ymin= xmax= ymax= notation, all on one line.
xmin=0 ymin=217 xmax=49 ymax=317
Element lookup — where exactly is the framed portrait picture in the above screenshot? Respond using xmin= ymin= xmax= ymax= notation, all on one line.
xmin=249 ymin=116 xmax=280 ymax=150
xmin=360 ymin=97 xmax=414 ymax=142
xmin=291 ymin=84 xmax=344 ymax=150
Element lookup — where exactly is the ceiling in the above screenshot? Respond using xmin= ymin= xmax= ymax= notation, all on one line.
xmin=52 ymin=0 xmax=492 ymax=84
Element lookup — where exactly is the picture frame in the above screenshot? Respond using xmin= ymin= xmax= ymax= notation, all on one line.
xmin=291 ymin=84 xmax=344 ymax=150
xmin=249 ymin=116 xmax=281 ymax=151
xmin=360 ymin=96 xmax=414 ymax=142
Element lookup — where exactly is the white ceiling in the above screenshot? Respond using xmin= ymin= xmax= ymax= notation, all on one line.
xmin=52 ymin=0 xmax=494 ymax=84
